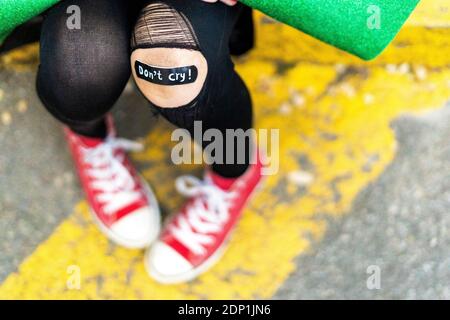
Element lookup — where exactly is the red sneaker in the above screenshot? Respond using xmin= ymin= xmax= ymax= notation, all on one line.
xmin=146 ymin=151 xmax=264 ymax=283
xmin=65 ymin=117 xmax=160 ymax=249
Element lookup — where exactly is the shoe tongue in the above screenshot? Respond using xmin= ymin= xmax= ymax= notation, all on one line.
xmin=207 ymin=171 xmax=238 ymax=191
xmin=78 ymin=135 xmax=104 ymax=148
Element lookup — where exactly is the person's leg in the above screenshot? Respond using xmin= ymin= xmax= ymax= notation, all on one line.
xmin=229 ymin=5 xmax=255 ymax=56
xmin=36 ymin=0 xmax=137 ymax=138
xmin=36 ymin=0 xmax=160 ymax=248
xmin=130 ymin=0 xmax=263 ymax=283
xmin=131 ymin=0 xmax=253 ymax=178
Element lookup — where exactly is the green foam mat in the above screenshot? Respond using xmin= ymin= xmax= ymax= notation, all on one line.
xmin=0 ymin=0 xmax=58 ymax=43
xmin=241 ymin=0 xmax=420 ymax=60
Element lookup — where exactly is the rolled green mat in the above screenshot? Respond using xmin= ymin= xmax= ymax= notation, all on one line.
xmin=241 ymin=0 xmax=420 ymax=60
xmin=0 ymin=0 xmax=420 ymax=60
xmin=0 ymin=0 xmax=59 ymax=43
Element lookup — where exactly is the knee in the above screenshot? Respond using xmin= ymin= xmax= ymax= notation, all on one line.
xmin=37 ymin=1 xmax=131 ymax=123
xmin=130 ymin=2 xmax=208 ymax=109
xmin=131 ymin=48 xmax=207 ymax=108
xmin=37 ymin=61 xmax=129 ymax=123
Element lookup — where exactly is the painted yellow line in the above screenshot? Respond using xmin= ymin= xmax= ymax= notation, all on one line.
xmin=0 ymin=4 xmax=449 ymax=299
xmin=1 ymin=62 xmax=449 ymax=299
xmin=0 ymin=43 xmax=39 ymax=71
xmin=253 ymin=0 xmax=450 ymax=67
xmin=411 ymin=0 xmax=450 ymax=27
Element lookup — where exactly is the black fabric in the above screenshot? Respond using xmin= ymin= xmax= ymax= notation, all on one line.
xmin=36 ymin=0 xmax=254 ymax=178
xmin=36 ymin=0 xmax=140 ymax=137
xmin=69 ymin=119 xmax=108 ymax=139
xmin=0 ymin=17 xmax=43 ymax=54
xmin=130 ymin=1 xmax=201 ymax=52
xmin=229 ymin=5 xmax=255 ymax=56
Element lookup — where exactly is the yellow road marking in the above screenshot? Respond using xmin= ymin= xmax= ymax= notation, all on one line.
xmin=411 ymin=0 xmax=450 ymax=27
xmin=0 ymin=2 xmax=449 ymax=299
xmin=254 ymin=0 xmax=450 ymax=67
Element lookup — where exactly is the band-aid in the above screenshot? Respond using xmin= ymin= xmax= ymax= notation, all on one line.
xmin=135 ymin=60 xmax=198 ymax=85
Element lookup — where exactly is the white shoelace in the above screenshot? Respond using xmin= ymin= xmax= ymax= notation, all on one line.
xmin=82 ymin=137 xmax=144 ymax=215
xmin=170 ymin=176 xmax=238 ymax=255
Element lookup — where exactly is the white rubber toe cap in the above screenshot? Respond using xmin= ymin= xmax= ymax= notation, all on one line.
xmin=110 ymin=206 xmax=160 ymax=249
xmin=146 ymin=242 xmax=194 ymax=284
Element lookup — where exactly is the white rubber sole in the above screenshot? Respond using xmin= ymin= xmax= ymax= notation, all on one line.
xmin=145 ymin=237 xmax=231 ymax=284
xmin=89 ymin=175 xmax=161 ymax=249
xmin=145 ymin=175 xmax=266 ymax=284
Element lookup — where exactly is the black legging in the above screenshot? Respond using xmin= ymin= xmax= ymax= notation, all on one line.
xmin=37 ymin=0 xmax=254 ymax=178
